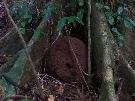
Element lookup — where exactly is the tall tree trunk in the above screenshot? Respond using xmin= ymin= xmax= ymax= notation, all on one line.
xmin=91 ymin=1 xmax=116 ymax=101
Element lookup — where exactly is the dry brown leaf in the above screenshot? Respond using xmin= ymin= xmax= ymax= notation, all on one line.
xmin=54 ymin=84 xmax=64 ymax=93
xmin=48 ymin=95 xmax=55 ymax=101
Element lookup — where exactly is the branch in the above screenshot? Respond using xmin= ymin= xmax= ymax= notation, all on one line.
xmin=2 ymin=0 xmax=45 ymax=99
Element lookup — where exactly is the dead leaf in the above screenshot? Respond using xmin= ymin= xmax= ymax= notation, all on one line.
xmin=48 ymin=95 xmax=55 ymax=101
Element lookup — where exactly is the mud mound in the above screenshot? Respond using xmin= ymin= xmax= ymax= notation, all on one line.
xmin=46 ymin=36 xmax=87 ymax=82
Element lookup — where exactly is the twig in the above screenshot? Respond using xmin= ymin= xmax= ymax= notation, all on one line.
xmin=88 ymin=0 xmax=91 ymax=85
xmin=65 ymin=37 xmax=90 ymax=92
xmin=2 ymin=95 xmax=32 ymax=101
xmin=2 ymin=0 xmax=45 ymax=99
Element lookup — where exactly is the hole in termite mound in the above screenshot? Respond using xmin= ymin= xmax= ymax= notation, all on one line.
xmin=66 ymin=63 xmax=71 ymax=69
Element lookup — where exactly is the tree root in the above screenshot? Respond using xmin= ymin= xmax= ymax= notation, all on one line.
xmin=0 ymin=18 xmax=33 ymax=55
xmin=91 ymin=1 xmax=135 ymax=100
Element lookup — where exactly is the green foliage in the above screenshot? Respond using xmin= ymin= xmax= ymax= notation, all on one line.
xmin=9 ymin=0 xmax=87 ymax=36
xmin=57 ymin=0 xmax=87 ymax=31
xmin=34 ymin=30 xmax=40 ymax=38
xmin=42 ymin=0 xmax=87 ymax=31
xmin=42 ymin=0 xmax=60 ymax=21
xmin=9 ymin=1 xmax=36 ymax=22
xmin=96 ymin=1 xmax=135 ymax=46
xmin=124 ymin=20 xmax=132 ymax=30
xmin=43 ymin=6 xmax=58 ymax=21
xmin=20 ymin=28 xmax=26 ymax=34
xmin=105 ymin=12 xmax=114 ymax=25
xmin=9 ymin=1 xmax=48 ymax=38
xmin=132 ymin=93 xmax=135 ymax=96
xmin=78 ymin=0 xmax=84 ymax=6
xmin=34 ymin=30 xmax=47 ymax=38
xmin=57 ymin=7 xmax=87 ymax=31
xmin=21 ymin=22 xmax=26 ymax=27
xmin=57 ymin=17 xmax=67 ymax=31
xmin=117 ymin=6 xmax=123 ymax=15
xmin=65 ymin=1 xmax=77 ymax=8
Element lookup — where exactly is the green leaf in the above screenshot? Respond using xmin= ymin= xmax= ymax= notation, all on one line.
xmin=51 ymin=6 xmax=58 ymax=13
xmin=118 ymin=41 xmax=123 ymax=47
xmin=96 ymin=3 xmax=103 ymax=9
xmin=43 ymin=8 xmax=52 ymax=21
xmin=65 ymin=0 xmax=76 ymax=8
xmin=28 ymin=9 xmax=37 ymax=15
xmin=78 ymin=0 xmax=84 ymax=6
xmin=28 ymin=17 xmax=32 ymax=23
xmin=118 ymin=35 xmax=124 ymax=40
xmin=124 ymin=7 xmax=129 ymax=12
xmin=44 ymin=1 xmax=52 ymax=9
xmin=20 ymin=28 xmax=25 ymax=34
xmin=124 ymin=20 xmax=132 ymax=30
xmin=104 ymin=6 xmax=110 ymax=10
xmin=9 ymin=1 xmax=23 ymax=10
xmin=29 ymin=0 xmax=35 ymax=4
xmin=76 ymin=9 xmax=85 ymax=25
xmin=106 ymin=12 xmax=114 ymax=25
xmin=132 ymin=93 xmax=135 ymax=96
xmin=67 ymin=16 xmax=76 ymax=24
xmin=75 ymin=17 xmax=84 ymax=25
xmin=108 ymin=15 xmax=114 ymax=25
xmin=111 ymin=28 xmax=121 ymax=35
xmin=21 ymin=3 xmax=29 ymax=13
xmin=24 ymin=13 xmax=31 ymax=19
xmin=34 ymin=30 xmax=40 ymax=38
xmin=21 ymin=22 xmax=26 ymax=27
xmin=117 ymin=16 xmax=121 ymax=20
xmin=18 ymin=10 xmax=24 ymax=17
xmin=80 ymin=6 xmax=88 ymax=14
xmin=40 ymin=31 xmax=47 ymax=35
xmin=117 ymin=6 xmax=123 ymax=15
xmin=57 ymin=17 xmax=67 ymax=31
xmin=21 ymin=99 xmax=32 ymax=101
xmin=129 ymin=19 xmax=135 ymax=26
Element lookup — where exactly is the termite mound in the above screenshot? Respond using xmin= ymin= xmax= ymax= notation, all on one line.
xmin=45 ymin=36 xmax=87 ymax=82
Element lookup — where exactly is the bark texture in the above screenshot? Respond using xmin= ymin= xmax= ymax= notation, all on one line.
xmin=91 ymin=1 xmax=116 ymax=101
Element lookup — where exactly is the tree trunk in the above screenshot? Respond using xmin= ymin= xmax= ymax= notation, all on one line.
xmin=91 ymin=1 xmax=116 ymax=101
